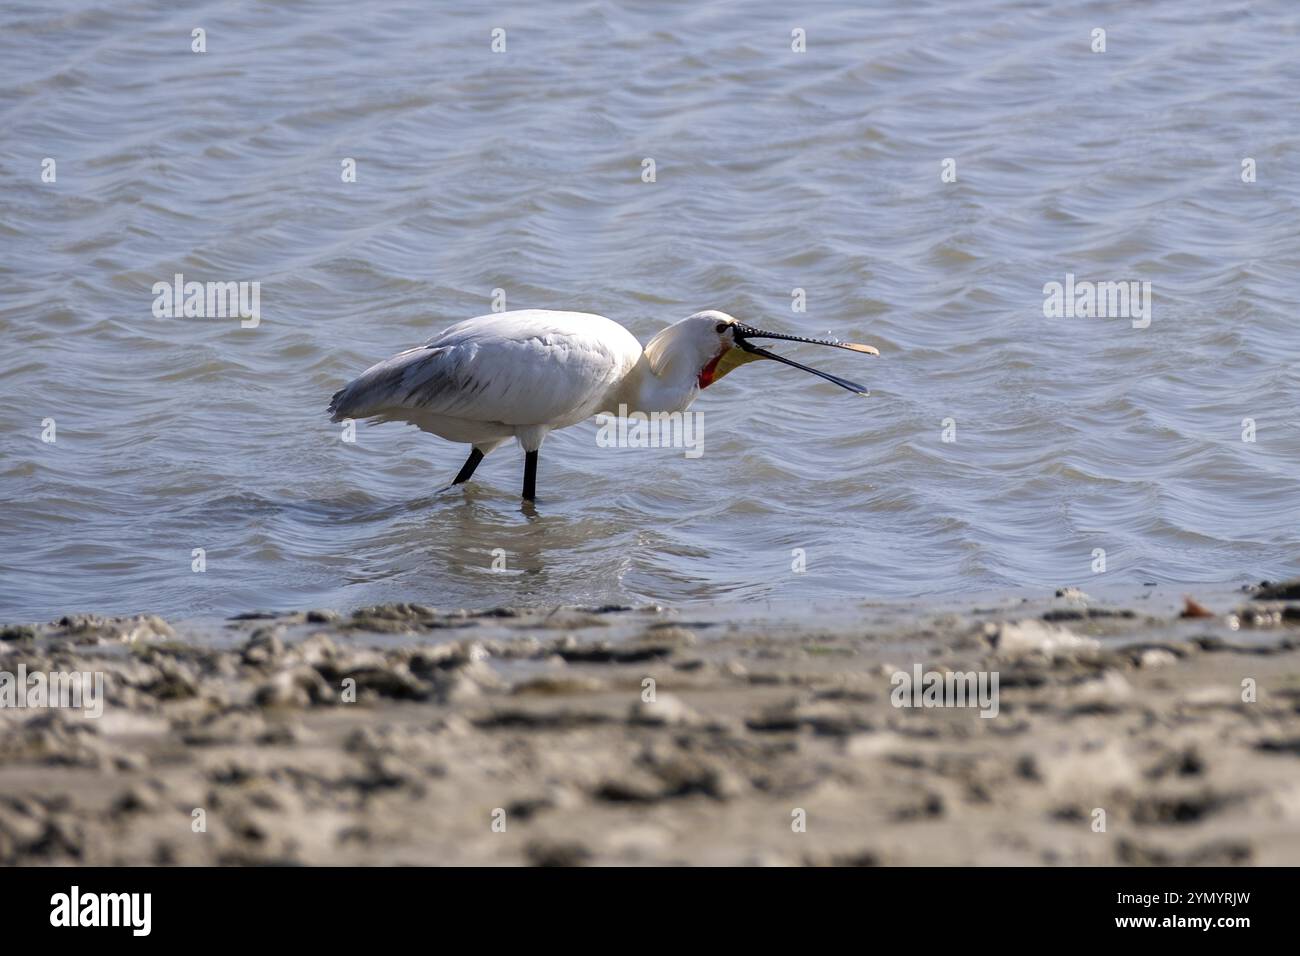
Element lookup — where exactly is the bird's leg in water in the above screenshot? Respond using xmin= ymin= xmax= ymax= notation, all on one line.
xmin=522 ymin=450 xmax=538 ymax=501
xmin=452 ymin=448 xmax=484 ymax=485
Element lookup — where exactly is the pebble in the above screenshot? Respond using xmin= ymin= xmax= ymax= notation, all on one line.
xmin=1253 ymin=578 xmax=1300 ymax=601
xmin=241 ymin=630 xmax=285 ymax=667
xmin=988 ymin=620 xmax=1100 ymax=658
xmin=628 ymin=693 xmax=698 ymax=727
xmin=512 ymin=675 xmax=606 ymax=696
xmin=254 ymin=666 xmax=331 ymax=708
xmin=1138 ymin=648 xmax=1178 ymax=668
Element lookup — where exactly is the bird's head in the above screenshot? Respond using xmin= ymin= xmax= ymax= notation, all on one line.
xmin=657 ymin=310 xmax=879 ymax=394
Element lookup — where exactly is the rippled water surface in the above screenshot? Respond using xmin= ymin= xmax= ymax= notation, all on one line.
xmin=2 ymin=0 xmax=1299 ymax=620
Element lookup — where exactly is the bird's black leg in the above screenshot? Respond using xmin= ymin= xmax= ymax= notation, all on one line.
xmin=452 ymin=447 xmax=485 ymax=485
xmin=522 ymin=450 xmax=538 ymax=501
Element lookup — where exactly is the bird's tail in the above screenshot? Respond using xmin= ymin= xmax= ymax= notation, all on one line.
xmin=326 ymin=345 xmax=442 ymax=422
xmin=326 ymin=386 xmax=349 ymax=422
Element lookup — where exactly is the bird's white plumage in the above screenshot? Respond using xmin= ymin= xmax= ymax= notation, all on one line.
xmin=329 ymin=310 xmax=643 ymax=448
xmin=329 ymin=307 xmax=878 ymax=498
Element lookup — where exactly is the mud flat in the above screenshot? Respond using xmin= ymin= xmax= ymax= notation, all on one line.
xmin=2 ymin=585 xmax=1299 ymax=866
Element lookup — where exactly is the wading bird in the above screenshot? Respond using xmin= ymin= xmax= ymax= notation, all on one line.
xmin=328 ymin=309 xmax=878 ymax=501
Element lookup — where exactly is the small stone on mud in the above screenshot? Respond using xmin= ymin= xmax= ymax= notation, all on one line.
xmin=988 ymin=620 xmax=1100 ymax=658
xmin=628 ymin=694 xmax=698 ymax=727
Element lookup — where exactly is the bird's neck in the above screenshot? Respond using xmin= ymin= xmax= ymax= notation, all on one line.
xmin=618 ymin=352 xmax=701 ymax=415
xmin=616 ymin=332 xmax=702 ymax=416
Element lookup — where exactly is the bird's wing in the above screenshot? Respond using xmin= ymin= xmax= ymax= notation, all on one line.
xmin=328 ymin=310 xmax=642 ymax=426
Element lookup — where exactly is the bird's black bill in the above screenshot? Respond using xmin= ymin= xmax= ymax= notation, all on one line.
xmin=733 ymin=324 xmax=877 ymax=395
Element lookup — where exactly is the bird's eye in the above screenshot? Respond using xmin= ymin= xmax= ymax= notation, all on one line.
xmin=715 ymin=322 xmax=729 ymax=333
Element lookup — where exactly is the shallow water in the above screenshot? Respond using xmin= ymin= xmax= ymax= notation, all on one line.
xmin=2 ymin=0 xmax=1298 ymax=620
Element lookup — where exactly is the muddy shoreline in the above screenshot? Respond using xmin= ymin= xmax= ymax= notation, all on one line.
xmin=2 ymin=586 xmax=1299 ymax=866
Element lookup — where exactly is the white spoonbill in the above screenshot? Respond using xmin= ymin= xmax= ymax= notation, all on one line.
xmin=328 ymin=309 xmax=878 ymax=501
